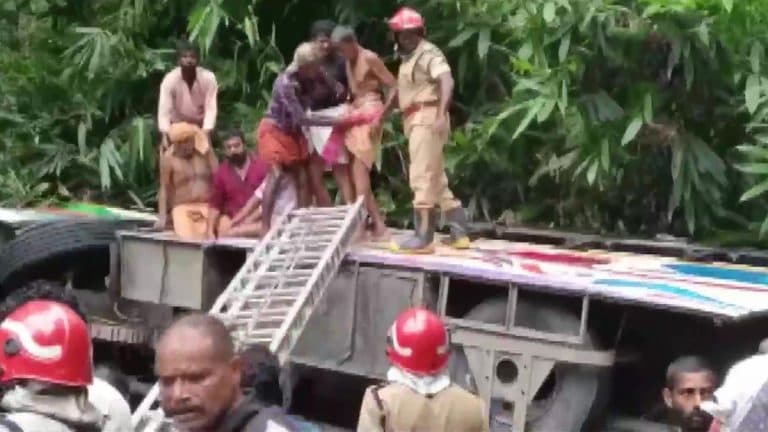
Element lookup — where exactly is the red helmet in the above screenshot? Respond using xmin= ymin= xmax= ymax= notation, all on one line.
xmin=0 ymin=300 xmax=92 ymax=387
xmin=386 ymin=307 xmax=449 ymax=375
xmin=388 ymin=7 xmax=425 ymax=32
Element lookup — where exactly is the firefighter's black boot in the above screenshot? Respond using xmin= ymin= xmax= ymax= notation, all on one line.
xmin=442 ymin=206 xmax=471 ymax=249
xmin=390 ymin=208 xmax=437 ymax=254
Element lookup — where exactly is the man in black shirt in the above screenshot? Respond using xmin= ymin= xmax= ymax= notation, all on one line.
xmin=155 ymin=314 xmax=297 ymax=432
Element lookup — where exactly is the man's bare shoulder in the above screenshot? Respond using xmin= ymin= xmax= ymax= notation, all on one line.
xmin=362 ymin=49 xmax=382 ymax=63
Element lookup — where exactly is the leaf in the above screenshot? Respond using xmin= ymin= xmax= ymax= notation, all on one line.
xmin=592 ymin=92 xmax=624 ymax=121
xmin=722 ymin=0 xmax=733 ymax=13
xmin=643 ymin=94 xmax=653 ymax=123
xmin=513 ymin=99 xmax=543 ymax=140
xmin=558 ymin=79 xmax=568 ymax=114
xmin=740 ymin=179 xmax=768 ymax=202
xmin=750 ymin=42 xmax=762 ymax=74
xmin=600 ymin=138 xmax=610 ymax=171
xmin=518 ymin=41 xmax=533 ymax=61
xmin=543 ymin=2 xmax=556 ymax=23
xmin=735 ymin=163 xmax=768 ymax=175
xmin=448 ymin=29 xmax=475 ymax=48
xmin=243 ymin=16 xmax=256 ymax=48
xmin=558 ymin=31 xmax=571 ymax=63
xmin=746 ymin=74 xmax=762 ymax=114
xmin=586 ymin=159 xmax=599 ymax=185
xmin=737 ymin=144 xmax=768 ymax=160
xmin=537 ymin=99 xmax=556 ymax=123
xmin=77 ymin=122 xmax=87 ymax=157
xmin=477 ymin=29 xmax=491 ymax=60
xmin=621 ymin=115 xmax=643 ymax=146
xmin=760 ymin=216 xmax=768 ymax=239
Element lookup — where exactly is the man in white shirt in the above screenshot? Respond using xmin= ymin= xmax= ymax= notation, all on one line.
xmin=157 ymin=40 xmax=218 ymax=155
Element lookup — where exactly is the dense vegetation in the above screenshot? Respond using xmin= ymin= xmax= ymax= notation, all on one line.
xmin=1 ymin=0 xmax=768 ymax=243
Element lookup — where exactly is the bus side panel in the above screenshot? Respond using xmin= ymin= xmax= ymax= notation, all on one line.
xmin=290 ymin=263 xmax=426 ymax=378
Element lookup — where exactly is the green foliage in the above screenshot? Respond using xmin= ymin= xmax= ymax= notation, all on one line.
xmin=2 ymin=0 xmax=768 ymax=241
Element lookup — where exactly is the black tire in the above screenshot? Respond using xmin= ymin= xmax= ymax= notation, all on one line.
xmin=449 ymin=297 xmax=610 ymax=432
xmin=0 ymin=219 xmax=145 ymax=293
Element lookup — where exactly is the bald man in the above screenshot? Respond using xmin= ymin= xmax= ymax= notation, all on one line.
xmin=155 ymin=314 xmax=297 ymax=432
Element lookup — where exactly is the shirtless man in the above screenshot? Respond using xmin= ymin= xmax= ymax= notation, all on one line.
xmin=156 ymin=122 xmax=218 ymax=240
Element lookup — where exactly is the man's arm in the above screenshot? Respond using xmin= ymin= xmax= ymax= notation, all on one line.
xmin=207 ymin=171 xmax=226 ymax=238
xmin=206 ymin=149 xmax=219 ymax=172
xmin=280 ymin=80 xmax=354 ymax=127
xmin=436 ymin=71 xmax=455 ymax=120
xmin=422 ymin=49 xmax=454 ymax=131
xmin=202 ymin=72 xmax=219 ymax=134
xmin=367 ymin=54 xmax=398 ymax=120
xmin=155 ymin=156 xmax=172 ymax=229
xmin=157 ymin=75 xmax=174 ymax=135
xmin=231 ymin=194 xmax=261 ymax=227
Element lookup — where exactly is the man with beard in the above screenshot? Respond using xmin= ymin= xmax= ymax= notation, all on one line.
xmin=158 ymin=41 xmax=218 ymax=156
xmin=644 ymin=356 xmax=718 ymax=432
xmin=155 ymin=313 xmax=297 ymax=432
xmin=207 ymin=130 xmax=269 ymax=239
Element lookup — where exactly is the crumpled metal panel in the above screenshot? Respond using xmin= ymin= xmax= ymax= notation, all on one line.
xmin=289 ymin=263 xmax=423 ymax=378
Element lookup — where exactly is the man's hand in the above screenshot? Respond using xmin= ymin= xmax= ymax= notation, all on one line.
xmin=154 ymin=216 xmax=168 ymax=231
xmin=433 ymin=111 xmax=449 ymax=134
xmin=262 ymin=219 xmax=271 ymax=236
xmin=206 ymin=228 xmax=217 ymax=241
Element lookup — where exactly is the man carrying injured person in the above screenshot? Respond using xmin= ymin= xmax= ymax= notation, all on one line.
xmin=385 ymin=7 xmax=471 ymax=254
xmin=156 ymin=122 xmax=218 ymax=240
xmin=256 ymin=42 xmax=373 ymax=235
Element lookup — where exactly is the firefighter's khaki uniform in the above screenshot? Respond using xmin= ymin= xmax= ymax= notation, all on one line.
xmin=398 ymin=40 xmax=462 ymax=211
xmin=357 ymin=382 xmax=488 ymax=432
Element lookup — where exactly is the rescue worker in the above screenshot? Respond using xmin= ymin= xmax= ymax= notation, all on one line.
xmin=386 ymin=7 xmax=471 ymax=254
xmin=0 ymin=280 xmax=132 ymax=432
xmin=357 ymin=307 xmax=489 ymax=432
xmin=0 ymin=300 xmax=103 ymax=431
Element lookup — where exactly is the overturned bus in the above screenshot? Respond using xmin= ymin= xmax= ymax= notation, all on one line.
xmin=0 ymin=203 xmax=767 ymax=431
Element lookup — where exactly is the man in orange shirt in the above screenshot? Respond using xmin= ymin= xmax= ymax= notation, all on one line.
xmin=157 ymin=40 xmax=219 ymax=155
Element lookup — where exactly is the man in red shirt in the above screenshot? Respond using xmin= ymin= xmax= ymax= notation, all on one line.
xmin=207 ymin=130 xmax=269 ymax=239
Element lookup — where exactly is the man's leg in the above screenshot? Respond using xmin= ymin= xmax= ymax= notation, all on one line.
xmin=292 ymin=162 xmax=311 ymax=208
xmin=332 ymin=163 xmax=356 ymax=205
xmin=308 ymin=153 xmax=333 ymax=207
xmin=392 ymin=125 xmax=440 ymax=254
xmin=351 ymin=155 xmax=388 ymax=239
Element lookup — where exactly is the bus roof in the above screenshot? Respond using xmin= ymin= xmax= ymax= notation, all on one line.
xmin=349 ymin=235 xmax=768 ymax=320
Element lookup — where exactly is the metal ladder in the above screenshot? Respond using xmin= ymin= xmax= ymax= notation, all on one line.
xmin=132 ymin=198 xmax=366 ymax=431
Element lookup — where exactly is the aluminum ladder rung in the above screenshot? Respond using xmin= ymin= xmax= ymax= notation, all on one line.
xmin=132 ymin=197 xmax=365 ymax=431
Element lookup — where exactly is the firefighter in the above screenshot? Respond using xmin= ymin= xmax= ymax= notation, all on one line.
xmin=386 ymin=7 xmax=471 ymax=254
xmin=0 ymin=300 xmax=104 ymax=432
xmin=356 ymin=307 xmax=489 ymax=432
